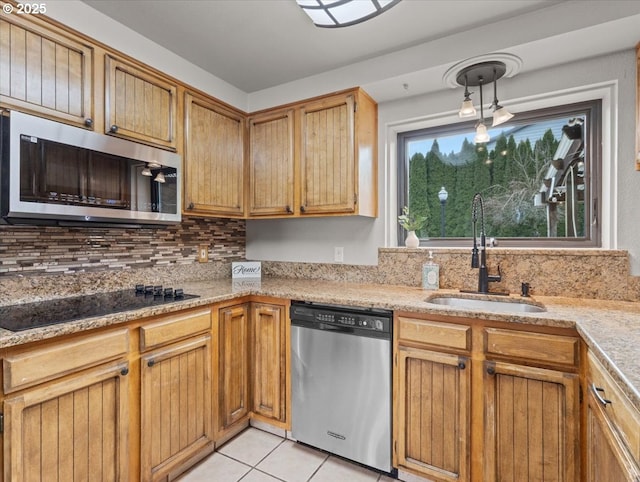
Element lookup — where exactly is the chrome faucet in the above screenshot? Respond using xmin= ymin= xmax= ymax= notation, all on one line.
xmin=471 ymin=193 xmax=501 ymax=293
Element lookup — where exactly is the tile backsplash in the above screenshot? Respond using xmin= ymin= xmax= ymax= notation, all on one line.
xmin=0 ymin=216 xmax=245 ymax=275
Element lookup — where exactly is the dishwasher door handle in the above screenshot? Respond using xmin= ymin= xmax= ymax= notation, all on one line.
xmin=318 ymin=323 xmax=355 ymax=334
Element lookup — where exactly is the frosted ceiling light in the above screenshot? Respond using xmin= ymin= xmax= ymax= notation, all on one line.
xmin=296 ymin=0 xmax=402 ymax=28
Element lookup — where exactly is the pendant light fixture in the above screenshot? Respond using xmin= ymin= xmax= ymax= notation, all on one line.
xmin=474 ymin=77 xmax=490 ymax=144
xmin=453 ymin=60 xmax=513 ymax=144
xmin=154 ymin=171 xmax=166 ymax=183
xmin=141 ymin=164 xmax=152 ymax=176
xmin=458 ymin=75 xmax=476 ymax=118
xmin=491 ymin=67 xmax=514 ymax=127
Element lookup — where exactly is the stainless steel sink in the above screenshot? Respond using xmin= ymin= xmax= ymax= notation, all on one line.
xmin=427 ymin=295 xmax=546 ymax=313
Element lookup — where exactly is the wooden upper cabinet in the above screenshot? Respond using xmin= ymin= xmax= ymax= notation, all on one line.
xmin=184 ymin=92 xmax=245 ymax=217
xmin=0 ymin=8 xmax=94 ymax=127
xmin=104 ymin=55 xmax=177 ymax=150
xmin=248 ymin=109 xmax=295 ymax=216
xmin=300 ymin=93 xmax=357 ymax=215
xmin=298 ymin=89 xmax=377 ymax=217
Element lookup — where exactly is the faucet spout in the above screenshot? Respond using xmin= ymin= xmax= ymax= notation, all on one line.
xmin=471 ymin=193 xmax=501 ymax=294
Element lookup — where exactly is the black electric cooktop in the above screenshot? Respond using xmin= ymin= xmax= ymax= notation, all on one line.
xmin=0 ymin=285 xmax=200 ymax=332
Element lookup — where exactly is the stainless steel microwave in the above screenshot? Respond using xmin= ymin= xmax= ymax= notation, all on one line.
xmin=0 ymin=111 xmax=182 ymax=227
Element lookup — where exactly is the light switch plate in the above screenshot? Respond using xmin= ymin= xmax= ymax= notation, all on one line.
xmin=198 ymin=244 xmax=208 ymax=263
xmin=334 ymin=246 xmax=344 ymax=263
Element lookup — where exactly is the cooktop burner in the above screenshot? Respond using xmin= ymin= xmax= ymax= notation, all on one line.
xmin=0 ymin=285 xmax=200 ymax=332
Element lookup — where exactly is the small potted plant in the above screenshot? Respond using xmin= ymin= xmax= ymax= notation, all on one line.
xmin=398 ymin=206 xmax=427 ymax=248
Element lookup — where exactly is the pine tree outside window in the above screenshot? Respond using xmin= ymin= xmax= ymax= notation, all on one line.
xmin=397 ymin=101 xmax=601 ymax=247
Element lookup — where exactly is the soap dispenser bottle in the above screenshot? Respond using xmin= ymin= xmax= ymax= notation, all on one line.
xmin=422 ymin=251 xmax=440 ymax=290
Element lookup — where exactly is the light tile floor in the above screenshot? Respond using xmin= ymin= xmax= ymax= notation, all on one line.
xmin=177 ymin=427 xmax=397 ymax=482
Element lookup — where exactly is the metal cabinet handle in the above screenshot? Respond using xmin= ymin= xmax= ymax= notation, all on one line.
xmin=147 ymin=359 xmax=155 ymax=368
xmin=84 ymin=118 xmax=93 ymax=128
xmin=458 ymin=361 xmax=466 ymax=370
xmin=300 ymin=205 xmax=306 ymax=213
xmin=591 ymin=383 xmax=612 ymax=406
xmin=187 ymin=202 xmax=194 ymax=210
xmin=110 ymin=124 xmax=118 ymax=133
xmin=486 ymin=366 xmax=496 ymax=376
xmin=120 ymin=367 xmax=129 ymax=376
xmin=286 ymin=205 xmax=293 ymax=214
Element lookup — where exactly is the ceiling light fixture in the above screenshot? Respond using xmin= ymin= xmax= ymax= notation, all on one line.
xmin=154 ymin=171 xmax=166 ymax=183
xmin=454 ymin=60 xmax=514 ymax=144
xmin=296 ymin=0 xmax=402 ymax=28
xmin=141 ymin=164 xmax=152 ymax=176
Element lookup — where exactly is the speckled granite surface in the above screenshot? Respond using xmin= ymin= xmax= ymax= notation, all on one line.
xmin=1 ymin=277 xmax=638 ymax=415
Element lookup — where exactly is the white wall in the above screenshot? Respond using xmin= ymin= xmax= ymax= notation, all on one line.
xmin=247 ymin=50 xmax=640 ymax=273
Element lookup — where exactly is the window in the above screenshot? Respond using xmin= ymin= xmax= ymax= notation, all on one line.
xmin=397 ymin=100 xmax=601 ymax=247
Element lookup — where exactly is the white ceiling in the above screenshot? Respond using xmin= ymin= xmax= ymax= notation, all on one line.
xmin=81 ymin=0 xmax=640 ymax=104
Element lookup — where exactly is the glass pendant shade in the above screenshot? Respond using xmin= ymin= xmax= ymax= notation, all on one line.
xmin=154 ymin=172 xmax=166 ymax=183
xmin=459 ymin=98 xmax=476 ymax=118
xmin=141 ymin=165 xmax=152 ymax=176
xmin=492 ymin=105 xmax=514 ymax=127
xmin=474 ymin=122 xmax=490 ymax=143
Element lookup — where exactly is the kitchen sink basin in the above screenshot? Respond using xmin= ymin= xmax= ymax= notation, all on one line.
xmin=427 ymin=295 xmax=546 ymax=314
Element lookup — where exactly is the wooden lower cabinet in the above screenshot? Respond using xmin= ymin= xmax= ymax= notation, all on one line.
xmin=396 ymin=347 xmax=470 ymax=482
xmin=140 ymin=334 xmax=213 ymax=482
xmin=483 ymin=361 xmax=580 ymax=482
xmin=3 ymin=360 xmax=130 ymax=482
xmin=586 ymin=388 xmax=640 ymax=481
xmin=216 ymin=303 xmax=251 ymax=441
xmin=251 ymin=302 xmax=289 ymax=425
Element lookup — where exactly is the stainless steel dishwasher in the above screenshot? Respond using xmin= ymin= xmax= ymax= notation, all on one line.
xmin=290 ymin=301 xmax=394 ymax=474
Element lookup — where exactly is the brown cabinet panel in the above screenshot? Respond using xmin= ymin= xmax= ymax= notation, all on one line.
xmin=105 ymin=55 xmax=177 ymax=149
xmin=0 ymin=8 xmax=93 ymax=127
xmin=396 ymin=347 xmax=470 ymax=482
xmin=248 ymin=110 xmax=295 ymax=216
xmin=217 ymin=303 xmax=250 ymax=436
xmin=483 ymin=361 xmax=580 ymax=482
xmin=251 ymin=302 xmax=287 ymax=422
xmin=184 ymin=92 xmax=245 ymax=217
xmin=3 ymin=361 xmax=129 ymax=482
xmin=300 ymin=94 xmax=356 ymax=215
xmin=140 ymin=335 xmax=213 ymax=482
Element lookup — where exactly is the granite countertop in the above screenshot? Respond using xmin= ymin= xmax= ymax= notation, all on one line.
xmin=1 ymin=277 xmax=638 ymax=413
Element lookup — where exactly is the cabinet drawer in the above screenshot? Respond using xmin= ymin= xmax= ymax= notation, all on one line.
xmin=398 ymin=316 xmax=471 ymax=350
xmin=3 ymin=328 xmax=129 ymax=393
xmin=484 ymin=328 xmax=578 ymax=367
xmin=589 ymin=352 xmax=640 ymax=463
xmin=140 ymin=308 xmax=211 ymax=351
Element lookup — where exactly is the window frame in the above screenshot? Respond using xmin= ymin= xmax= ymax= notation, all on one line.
xmin=397 ymin=100 xmax=602 ymax=248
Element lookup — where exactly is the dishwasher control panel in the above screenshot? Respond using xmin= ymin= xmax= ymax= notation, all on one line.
xmin=290 ymin=302 xmax=392 ymax=334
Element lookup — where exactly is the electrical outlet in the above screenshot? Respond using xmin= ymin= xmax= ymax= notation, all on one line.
xmin=198 ymin=244 xmax=208 ymax=263
xmin=334 ymin=246 xmax=344 ymax=263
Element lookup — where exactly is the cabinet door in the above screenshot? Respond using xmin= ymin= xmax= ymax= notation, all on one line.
xmin=483 ymin=361 xmax=580 ymax=482
xmin=0 ymin=9 xmax=93 ymax=127
xmin=251 ymin=302 xmax=287 ymax=423
xmin=140 ymin=334 xmax=213 ymax=482
xmin=248 ymin=110 xmax=295 ymax=216
xmin=105 ymin=55 xmax=177 ymax=149
xmin=586 ymin=389 xmax=640 ymax=482
xmin=300 ymin=93 xmax=356 ymax=215
xmin=184 ymin=92 xmax=245 ymax=217
xmin=217 ymin=304 xmax=250 ymax=434
xmin=396 ymin=347 xmax=470 ymax=482
xmin=3 ymin=361 xmax=129 ymax=482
